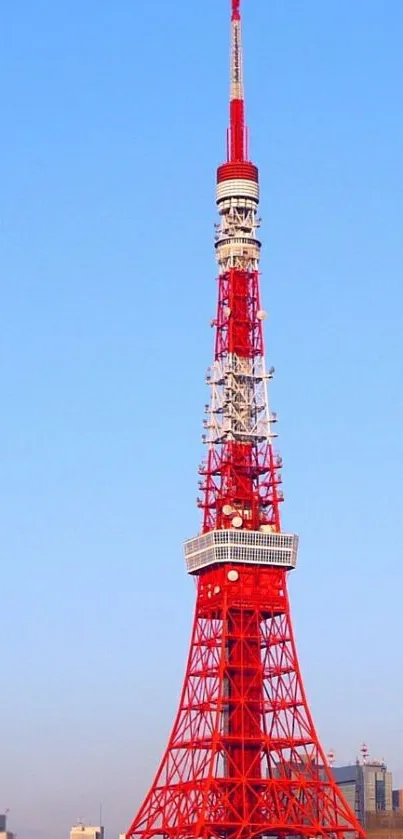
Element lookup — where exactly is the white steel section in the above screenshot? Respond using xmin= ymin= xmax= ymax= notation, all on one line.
xmin=215 ymin=199 xmax=261 ymax=272
xmin=216 ymin=240 xmax=261 ymax=268
xmin=208 ymin=186 xmax=278 ymax=447
xmin=217 ymin=179 xmax=259 ymax=202
xmin=184 ymin=529 xmax=298 ymax=574
xmin=203 ymin=355 xmax=277 ymax=446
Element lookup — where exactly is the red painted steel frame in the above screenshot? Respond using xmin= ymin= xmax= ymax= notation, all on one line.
xmin=199 ymin=267 xmax=282 ymax=534
xmin=127 ymin=566 xmax=365 ymax=839
xmin=126 ymin=1 xmax=366 ymax=838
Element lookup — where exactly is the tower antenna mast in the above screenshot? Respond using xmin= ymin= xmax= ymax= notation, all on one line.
xmin=229 ymin=0 xmax=246 ymax=161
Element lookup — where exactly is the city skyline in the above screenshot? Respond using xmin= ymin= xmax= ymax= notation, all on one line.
xmin=1 ymin=1 xmax=402 ymax=838
xmin=4 ymin=747 xmax=403 ymax=839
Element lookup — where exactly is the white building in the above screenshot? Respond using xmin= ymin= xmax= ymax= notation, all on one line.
xmin=70 ymin=824 xmax=104 ymax=839
xmin=0 ymin=812 xmax=15 ymax=839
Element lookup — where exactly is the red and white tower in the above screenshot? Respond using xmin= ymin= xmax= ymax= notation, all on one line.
xmin=126 ymin=3 xmax=366 ymax=839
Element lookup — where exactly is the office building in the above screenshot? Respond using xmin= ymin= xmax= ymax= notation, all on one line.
xmin=333 ymin=756 xmax=393 ymax=827
xmin=0 ymin=813 xmax=15 ymax=839
xmin=363 ymin=760 xmax=393 ymax=813
xmin=333 ymin=764 xmax=365 ymax=825
xmin=70 ymin=824 xmax=104 ymax=839
xmin=393 ymin=790 xmax=403 ymax=812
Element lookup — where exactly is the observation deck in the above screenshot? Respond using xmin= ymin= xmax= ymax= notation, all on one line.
xmin=184 ymin=529 xmax=298 ymax=575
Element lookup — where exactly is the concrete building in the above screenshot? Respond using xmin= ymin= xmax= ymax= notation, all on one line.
xmin=333 ymin=758 xmax=393 ymax=827
xmin=0 ymin=813 xmax=15 ymax=839
xmin=70 ymin=825 xmax=104 ymax=839
xmin=393 ymin=790 xmax=403 ymax=812
xmin=332 ymin=764 xmax=365 ymax=825
xmin=363 ymin=760 xmax=393 ymax=813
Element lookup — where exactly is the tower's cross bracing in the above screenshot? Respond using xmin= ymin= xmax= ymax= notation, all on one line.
xmin=126 ymin=3 xmax=366 ymax=839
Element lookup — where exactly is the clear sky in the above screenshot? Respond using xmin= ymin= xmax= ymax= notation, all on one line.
xmin=0 ymin=1 xmax=402 ymax=838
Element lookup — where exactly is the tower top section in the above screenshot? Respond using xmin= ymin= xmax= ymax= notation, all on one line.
xmin=232 ymin=0 xmax=240 ymax=20
xmin=218 ymin=0 xmax=258 ymax=186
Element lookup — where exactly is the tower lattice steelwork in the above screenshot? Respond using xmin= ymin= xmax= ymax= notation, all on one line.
xmin=126 ymin=3 xmax=366 ymax=839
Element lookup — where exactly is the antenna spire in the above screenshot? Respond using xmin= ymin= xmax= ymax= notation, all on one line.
xmin=229 ymin=0 xmax=246 ymax=161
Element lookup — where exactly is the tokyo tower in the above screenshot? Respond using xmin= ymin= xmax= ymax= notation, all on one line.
xmin=126 ymin=2 xmax=365 ymax=839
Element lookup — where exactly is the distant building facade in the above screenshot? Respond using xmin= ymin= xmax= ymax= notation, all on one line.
xmin=0 ymin=813 xmax=15 ymax=839
xmin=333 ymin=759 xmax=393 ymax=827
xmin=333 ymin=764 xmax=365 ymax=825
xmin=393 ymin=790 xmax=403 ymax=812
xmin=70 ymin=825 xmax=104 ymax=839
xmin=363 ymin=760 xmax=393 ymax=813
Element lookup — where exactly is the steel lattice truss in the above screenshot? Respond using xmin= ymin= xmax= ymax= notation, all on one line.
xmin=128 ymin=568 xmax=363 ymax=839
xmin=126 ymin=2 xmax=366 ymax=839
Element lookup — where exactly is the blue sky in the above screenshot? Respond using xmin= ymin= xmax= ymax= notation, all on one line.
xmin=0 ymin=1 xmax=402 ymax=837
